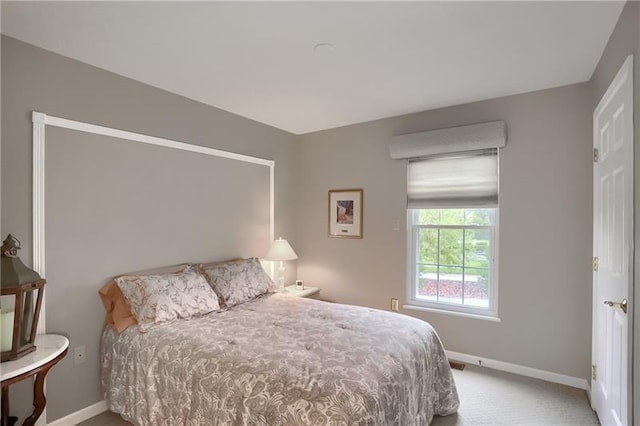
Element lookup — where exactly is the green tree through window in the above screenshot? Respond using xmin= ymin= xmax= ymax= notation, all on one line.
xmin=410 ymin=208 xmax=496 ymax=313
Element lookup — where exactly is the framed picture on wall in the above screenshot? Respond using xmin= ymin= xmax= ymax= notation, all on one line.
xmin=328 ymin=189 xmax=363 ymax=238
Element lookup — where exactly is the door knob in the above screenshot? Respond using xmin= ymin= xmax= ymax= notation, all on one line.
xmin=604 ymin=298 xmax=628 ymax=314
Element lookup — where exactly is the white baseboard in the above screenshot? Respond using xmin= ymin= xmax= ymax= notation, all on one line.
xmin=446 ymin=350 xmax=590 ymax=390
xmin=47 ymin=400 xmax=107 ymax=426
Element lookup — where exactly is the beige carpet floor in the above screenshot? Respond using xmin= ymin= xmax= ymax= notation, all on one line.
xmin=79 ymin=365 xmax=599 ymax=425
xmin=431 ymin=365 xmax=598 ymax=425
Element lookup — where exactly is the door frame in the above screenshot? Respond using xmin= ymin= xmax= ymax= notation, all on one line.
xmin=633 ymin=52 xmax=639 ymax=426
xmin=591 ymin=53 xmax=635 ymax=424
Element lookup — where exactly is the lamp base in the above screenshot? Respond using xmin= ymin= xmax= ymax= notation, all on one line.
xmin=277 ymin=261 xmax=286 ymax=292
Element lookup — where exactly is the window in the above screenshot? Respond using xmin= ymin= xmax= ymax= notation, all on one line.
xmin=408 ymin=208 xmax=497 ymax=316
xmin=406 ymin=149 xmax=499 ymax=318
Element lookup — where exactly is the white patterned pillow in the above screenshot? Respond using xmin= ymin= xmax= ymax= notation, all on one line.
xmin=200 ymin=258 xmax=275 ymax=308
xmin=116 ymin=268 xmax=220 ymax=331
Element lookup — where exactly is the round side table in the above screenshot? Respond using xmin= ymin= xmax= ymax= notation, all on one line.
xmin=1 ymin=334 xmax=69 ymax=426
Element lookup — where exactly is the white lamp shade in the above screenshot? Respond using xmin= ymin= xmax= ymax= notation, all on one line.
xmin=265 ymin=238 xmax=298 ymax=261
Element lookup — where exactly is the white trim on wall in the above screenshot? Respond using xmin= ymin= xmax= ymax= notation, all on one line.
xmin=32 ymin=112 xmax=274 ymax=167
xmin=33 ymin=113 xmax=46 ymax=335
xmin=46 ymin=400 xmax=107 ymax=426
xmin=32 ymin=111 xmax=276 ymax=425
xmin=270 ymin=165 xmax=275 ymax=242
xmin=446 ymin=350 xmax=591 ymax=391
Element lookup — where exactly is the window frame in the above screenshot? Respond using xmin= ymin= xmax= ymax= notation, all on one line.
xmin=406 ymin=208 xmax=499 ymax=319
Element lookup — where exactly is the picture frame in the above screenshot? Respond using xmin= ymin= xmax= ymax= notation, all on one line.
xmin=328 ymin=189 xmax=363 ymax=238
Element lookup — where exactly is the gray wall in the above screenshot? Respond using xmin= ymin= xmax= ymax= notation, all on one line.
xmin=295 ymin=82 xmax=594 ymax=381
xmin=590 ymin=1 xmax=639 ymax=422
xmin=1 ymin=36 xmax=298 ymax=422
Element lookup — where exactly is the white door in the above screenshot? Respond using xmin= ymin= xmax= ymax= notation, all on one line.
xmin=592 ymin=54 xmax=633 ymax=426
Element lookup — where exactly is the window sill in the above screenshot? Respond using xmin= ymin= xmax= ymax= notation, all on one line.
xmin=403 ymin=304 xmax=501 ymax=322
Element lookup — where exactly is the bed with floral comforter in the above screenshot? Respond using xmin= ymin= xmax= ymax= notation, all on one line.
xmin=101 ymin=293 xmax=459 ymax=425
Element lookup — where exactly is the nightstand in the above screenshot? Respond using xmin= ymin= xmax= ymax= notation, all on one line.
xmin=283 ymin=285 xmax=320 ymax=298
xmin=1 ymin=334 xmax=69 ymax=426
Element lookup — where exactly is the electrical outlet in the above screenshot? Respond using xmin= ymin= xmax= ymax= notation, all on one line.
xmin=74 ymin=345 xmax=86 ymax=365
xmin=390 ymin=298 xmax=399 ymax=312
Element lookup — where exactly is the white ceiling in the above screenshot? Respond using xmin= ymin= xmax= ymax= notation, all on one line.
xmin=1 ymin=1 xmax=625 ymax=135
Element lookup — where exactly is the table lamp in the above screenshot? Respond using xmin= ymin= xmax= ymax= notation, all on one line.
xmin=265 ymin=237 xmax=298 ymax=291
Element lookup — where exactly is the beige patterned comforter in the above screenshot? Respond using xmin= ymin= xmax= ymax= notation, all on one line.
xmin=101 ymin=294 xmax=459 ymax=425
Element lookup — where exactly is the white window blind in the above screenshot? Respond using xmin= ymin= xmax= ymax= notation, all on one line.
xmin=407 ymin=149 xmax=498 ymax=208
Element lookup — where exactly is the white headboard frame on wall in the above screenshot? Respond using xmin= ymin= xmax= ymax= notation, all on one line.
xmin=31 ymin=111 xmax=276 ymax=337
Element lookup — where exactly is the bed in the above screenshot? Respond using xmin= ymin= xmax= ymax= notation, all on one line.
xmin=100 ymin=260 xmax=459 ymax=425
